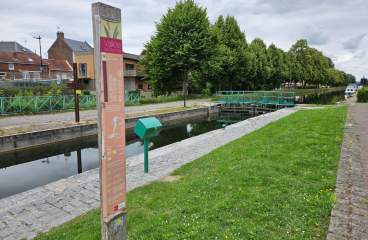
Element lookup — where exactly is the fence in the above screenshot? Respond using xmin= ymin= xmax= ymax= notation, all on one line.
xmin=0 ymin=93 xmax=139 ymax=114
xmin=216 ymin=91 xmax=296 ymax=107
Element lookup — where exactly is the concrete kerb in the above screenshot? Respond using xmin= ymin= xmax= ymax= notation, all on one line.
xmin=0 ymin=107 xmax=297 ymax=239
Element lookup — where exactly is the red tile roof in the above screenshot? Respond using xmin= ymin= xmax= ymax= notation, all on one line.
xmin=46 ymin=59 xmax=72 ymax=71
xmin=0 ymin=52 xmax=49 ymax=65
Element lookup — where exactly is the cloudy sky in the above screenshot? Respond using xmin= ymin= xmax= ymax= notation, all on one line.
xmin=1 ymin=0 xmax=367 ymax=81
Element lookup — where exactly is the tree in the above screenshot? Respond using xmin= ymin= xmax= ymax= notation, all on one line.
xmin=139 ymin=0 xmax=212 ymax=96
xmin=327 ymin=57 xmax=334 ymax=68
xmin=248 ymin=38 xmax=271 ymax=90
xmin=192 ymin=14 xmax=251 ymax=91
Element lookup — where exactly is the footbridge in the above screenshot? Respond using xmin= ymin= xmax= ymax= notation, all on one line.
xmin=216 ymin=91 xmax=296 ymax=108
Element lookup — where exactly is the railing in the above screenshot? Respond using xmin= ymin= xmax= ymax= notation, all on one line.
xmin=216 ymin=91 xmax=296 ymax=106
xmin=124 ymin=69 xmax=146 ymax=77
xmin=0 ymin=93 xmax=139 ymax=114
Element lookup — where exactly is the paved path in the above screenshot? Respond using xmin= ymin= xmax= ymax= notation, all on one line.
xmin=0 ymin=108 xmax=297 ymax=239
xmin=326 ymin=102 xmax=368 ymax=240
xmin=0 ymin=98 xmax=211 ymax=128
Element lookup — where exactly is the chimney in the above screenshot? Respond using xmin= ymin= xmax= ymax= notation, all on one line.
xmin=57 ymin=31 xmax=64 ymax=40
xmin=13 ymin=52 xmax=18 ymax=60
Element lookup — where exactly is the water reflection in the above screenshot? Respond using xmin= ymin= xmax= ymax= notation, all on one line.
xmin=295 ymin=90 xmax=345 ymax=104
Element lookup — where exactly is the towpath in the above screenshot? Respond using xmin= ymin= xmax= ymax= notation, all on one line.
xmin=326 ymin=101 xmax=368 ymax=239
xmin=0 ymin=98 xmax=210 ymax=134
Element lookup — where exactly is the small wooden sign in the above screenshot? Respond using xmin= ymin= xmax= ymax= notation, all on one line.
xmin=67 ymin=82 xmax=86 ymax=90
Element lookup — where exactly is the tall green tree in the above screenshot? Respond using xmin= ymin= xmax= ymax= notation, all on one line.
xmin=248 ymin=38 xmax=270 ymax=90
xmin=139 ymin=0 xmax=212 ymax=96
xmin=193 ymin=14 xmax=251 ymax=91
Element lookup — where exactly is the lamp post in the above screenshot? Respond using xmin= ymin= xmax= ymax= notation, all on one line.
xmin=33 ymin=35 xmax=43 ymax=76
xmin=178 ymin=69 xmax=187 ymax=107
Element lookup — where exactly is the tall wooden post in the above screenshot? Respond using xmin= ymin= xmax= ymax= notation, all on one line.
xmin=92 ymin=3 xmax=127 ymax=240
xmin=73 ymin=63 xmax=80 ymax=122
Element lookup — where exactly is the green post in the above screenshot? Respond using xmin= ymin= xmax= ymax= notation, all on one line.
xmin=144 ymin=138 xmax=149 ymax=173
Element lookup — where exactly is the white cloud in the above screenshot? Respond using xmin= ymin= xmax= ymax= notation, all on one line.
xmin=342 ymin=34 xmax=366 ymax=51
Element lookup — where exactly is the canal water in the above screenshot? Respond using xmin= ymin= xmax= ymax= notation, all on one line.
xmin=0 ymin=112 xmax=249 ymax=199
xmin=295 ymin=90 xmax=345 ymax=104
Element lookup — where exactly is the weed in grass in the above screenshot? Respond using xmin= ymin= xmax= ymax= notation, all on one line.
xmin=0 ymin=129 xmax=4 ymax=135
xmin=34 ymin=106 xmax=348 ymax=240
xmin=17 ymin=130 xmax=25 ymax=134
xmin=30 ymin=123 xmax=35 ymax=127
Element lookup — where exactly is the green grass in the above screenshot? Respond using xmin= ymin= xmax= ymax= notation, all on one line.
xmin=34 ymin=106 xmax=348 ymax=240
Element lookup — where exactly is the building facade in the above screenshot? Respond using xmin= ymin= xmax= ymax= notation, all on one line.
xmin=0 ymin=42 xmax=50 ymax=80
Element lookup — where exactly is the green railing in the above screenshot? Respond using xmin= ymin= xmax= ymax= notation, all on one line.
xmin=0 ymin=80 xmax=61 ymax=87
xmin=0 ymin=93 xmax=139 ymax=114
xmin=216 ymin=91 xmax=296 ymax=107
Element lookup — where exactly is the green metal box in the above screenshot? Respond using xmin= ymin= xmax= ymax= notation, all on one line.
xmin=134 ymin=117 xmax=162 ymax=139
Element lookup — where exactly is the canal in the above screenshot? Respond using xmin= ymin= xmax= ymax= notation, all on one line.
xmin=0 ymin=112 xmax=250 ymax=199
xmin=295 ymin=90 xmax=346 ymax=104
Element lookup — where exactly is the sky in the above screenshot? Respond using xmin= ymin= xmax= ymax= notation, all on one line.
xmin=0 ymin=0 xmax=367 ymax=81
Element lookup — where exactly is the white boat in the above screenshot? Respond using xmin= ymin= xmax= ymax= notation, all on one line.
xmin=345 ymin=84 xmax=357 ymax=94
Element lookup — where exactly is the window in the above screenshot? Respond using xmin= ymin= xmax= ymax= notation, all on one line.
xmin=79 ymin=63 xmax=87 ymax=77
xmin=125 ymin=64 xmax=134 ymax=70
xmin=33 ymin=72 xmax=40 ymax=79
xmin=138 ymin=84 xmax=143 ymax=90
xmin=22 ymin=72 xmax=30 ymax=79
xmin=10 ymin=75 xmax=15 ymax=80
xmin=9 ymin=63 xmax=14 ymax=70
xmin=56 ymin=74 xmax=61 ymax=80
xmin=28 ymin=58 xmax=33 ymax=62
xmin=0 ymin=73 xmax=6 ymax=77
xmin=148 ymin=85 xmax=152 ymax=90
xmin=62 ymin=73 xmax=67 ymax=79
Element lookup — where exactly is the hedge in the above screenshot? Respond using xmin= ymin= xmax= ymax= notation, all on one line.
xmin=357 ymin=87 xmax=368 ymax=103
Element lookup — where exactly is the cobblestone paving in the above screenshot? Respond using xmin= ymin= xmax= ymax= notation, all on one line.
xmin=0 ymin=108 xmax=297 ymax=239
xmin=327 ymin=103 xmax=368 ymax=240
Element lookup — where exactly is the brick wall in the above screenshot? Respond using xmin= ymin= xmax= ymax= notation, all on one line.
xmin=0 ymin=63 xmax=49 ymax=80
xmin=135 ymin=78 xmax=151 ymax=90
xmin=48 ymin=32 xmax=73 ymax=65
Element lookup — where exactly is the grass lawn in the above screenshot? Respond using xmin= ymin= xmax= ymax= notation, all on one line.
xmin=34 ymin=106 xmax=348 ymax=240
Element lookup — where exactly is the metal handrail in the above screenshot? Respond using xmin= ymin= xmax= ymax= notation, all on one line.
xmin=0 ymin=93 xmax=139 ymax=114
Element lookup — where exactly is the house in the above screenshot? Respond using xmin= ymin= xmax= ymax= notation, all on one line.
xmin=48 ymin=32 xmax=95 ymax=90
xmin=47 ymin=31 xmax=149 ymax=91
xmin=0 ymin=41 xmax=49 ymax=80
xmin=123 ymin=53 xmax=149 ymax=91
xmin=45 ymin=59 xmax=73 ymax=81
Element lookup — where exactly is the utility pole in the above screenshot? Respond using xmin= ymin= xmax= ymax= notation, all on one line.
xmin=33 ymin=35 xmax=43 ymax=76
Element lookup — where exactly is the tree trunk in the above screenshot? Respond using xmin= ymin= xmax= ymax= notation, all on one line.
xmin=219 ymin=81 xmax=222 ymax=91
xmin=254 ymin=80 xmax=256 ymax=91
xmin=230 ymin=81 xmax=232 ymax=91
xmin=267 ymin=82 xmax=269 ymax=91
xmin=294 ymin=81 xmax=296 ymax=89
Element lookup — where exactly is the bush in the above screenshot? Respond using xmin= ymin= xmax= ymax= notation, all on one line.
xmin=357 ymin=88 xmax=368 ymax=103
xmin=83 ymin=90 xmax=90 ymax=95
xmin=0 ymin=85 xmax=72 ymax=97
xmin=128 ymin=90 xmax=139 ymax=94
xmin=138 ymin=93 xmax=207 ymax=104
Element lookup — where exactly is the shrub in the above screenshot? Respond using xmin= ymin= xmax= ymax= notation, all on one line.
xmin=357 ymin=88 xmax=368 ymax=103
xmin=0 ymin=85 xmax=72 ymax=97
xmin=83 ymin=90 xmax=90 ymax=95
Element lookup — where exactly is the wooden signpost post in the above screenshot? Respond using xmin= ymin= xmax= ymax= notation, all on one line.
xmin=92 ymin=3 xmax=127 ymax=239
xmin=66 ymin=63 xmax=85 ymax=123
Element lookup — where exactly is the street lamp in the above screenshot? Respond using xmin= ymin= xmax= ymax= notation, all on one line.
xmin=33 ymin=35 xmax=43 ymax=76
xmin=178 ymin=69 xmax=187 ymax=107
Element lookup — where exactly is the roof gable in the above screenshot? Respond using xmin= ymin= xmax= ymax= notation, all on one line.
xmin=46 ymin=59 xmax=72 ymax=71
xmin=63 ymin=38 xmax=93 ymax=52
xmin=0 ymin=42 xmax=37 ymax=55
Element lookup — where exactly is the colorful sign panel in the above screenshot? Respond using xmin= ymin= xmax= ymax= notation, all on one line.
xmin=99 ymin=17 xmax=126 ymax=222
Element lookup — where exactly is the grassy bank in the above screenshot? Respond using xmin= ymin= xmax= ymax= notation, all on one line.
xmin=35 ymin=106 xmax=348 ymax=239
